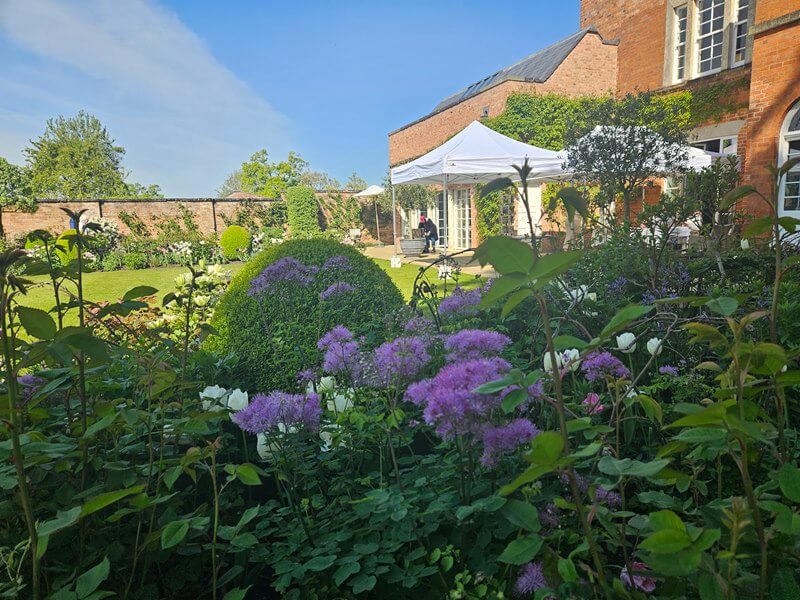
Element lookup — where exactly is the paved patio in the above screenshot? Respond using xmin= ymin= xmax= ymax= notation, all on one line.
xmin=362 ymin=244 xmax=496 ymax=277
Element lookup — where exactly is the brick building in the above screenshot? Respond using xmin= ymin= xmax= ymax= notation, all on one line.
xmin=388 ymin=0 xmax=800 ymax=248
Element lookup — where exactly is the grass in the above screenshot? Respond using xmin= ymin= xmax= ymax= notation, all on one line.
xmin=18 ymin=258 xmax=482 ymax=324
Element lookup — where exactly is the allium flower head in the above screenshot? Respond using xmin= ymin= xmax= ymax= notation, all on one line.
xmin=444 ymin=329 xmax=512 ymax=362
xmin=481 ymin=418 xmax=540 ymax=467
xmin=659 ymin=365 xmax=679 ymax=376
xmin=373 ymin=336 xmax=430 ymax=384
xmin=17 ymin=374 xmax=45 ymax=404
xmin=581 ymin=351 xmax=630 ymax=382
xmin=317 ymin=325 xmax=354 ymax=350
xmin=405 ymin=357 xmax=511 ymax=439
xmin=620 ymin=562 xmax=656 ymax=593
xmin=232 ymin=391 xmax=322 ymax=434
xmin=323 ymin=255 xmax=352 ymax=271
xmin=438 ymin=286 xmax=482 ymax=320
xmin=514 ymin=561 xmax=547 ymax=596
xmin=403 ymin=315 xmax=436 ymax=335
xmin=319 ymin=281 xmax=356 ymax=301
xmin=248 ymin=257 xmax=318 ymax=296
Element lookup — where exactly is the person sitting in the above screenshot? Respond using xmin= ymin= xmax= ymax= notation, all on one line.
xmin=423 ymin=218 xmax=439 ymax=253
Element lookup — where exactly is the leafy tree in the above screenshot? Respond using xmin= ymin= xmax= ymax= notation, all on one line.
xmin=285 ymin=185 xmax=320 ymax=237
xmin=239 ymin=149 xmax=308 ymax=198
xmin=299 ymin=170 xmax=341 ymax=191
xmin=23 ymin=111 xmax=151 ymax=199
xmin=0 ymin=157 xmax=35 ymax=237
xmin=115 ymin=182 xmax=164 ymax=199
xmin=379 ymin=171 xmax=435 ymax=211
xmin=217 ymin=169 xmax=243 ymax=197
xmin=566 ymin=92 xmax=689 ymax=223
xmin=344 ymin=172 xmax=368 ymax=192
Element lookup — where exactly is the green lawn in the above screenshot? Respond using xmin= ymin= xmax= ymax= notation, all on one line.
xmin=19 ymin=258 xmax=482 ymax=322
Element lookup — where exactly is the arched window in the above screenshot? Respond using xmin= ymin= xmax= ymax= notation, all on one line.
xmin=779 ymin=101 xmax=800 ymax=216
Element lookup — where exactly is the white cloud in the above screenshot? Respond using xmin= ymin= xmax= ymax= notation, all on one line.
xmin=0 ymin=0 xmax=290 ymax=196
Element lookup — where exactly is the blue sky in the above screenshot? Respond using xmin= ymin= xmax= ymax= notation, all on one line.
xmin=0 ymin=0 xmax=580 ymax=196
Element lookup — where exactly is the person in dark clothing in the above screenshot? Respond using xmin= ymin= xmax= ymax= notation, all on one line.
xmin=423 ymin=218 xmax=438 ymax=253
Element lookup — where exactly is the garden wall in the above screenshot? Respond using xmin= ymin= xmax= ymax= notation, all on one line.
xmin=2 ymin=192 xmax=365 ymax=239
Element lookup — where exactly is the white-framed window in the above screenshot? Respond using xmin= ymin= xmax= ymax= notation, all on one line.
xmin=780 ymin=103 xmax=800 ymax=215
xmin=674 ymin=5 xmax=689 ymax=81
xmin=692 ymin=135 xmax=738 ymax=155
xmin=731 ymin=0 xmax=749 ymax=66
xmin=453 ymin=189 xmax=472 ymax=249
xmin=697 ymin=0 xmax=725 ymax=74
xmin=437 ymin=192 xmax=448 ymax=247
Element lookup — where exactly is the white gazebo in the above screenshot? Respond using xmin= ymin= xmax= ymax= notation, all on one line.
xmin=389 ymin=121 xmax=570 ymax=254
xmin=354 ymin=184 xmax=385 ymax=243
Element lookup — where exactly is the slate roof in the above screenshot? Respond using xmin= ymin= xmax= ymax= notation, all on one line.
xmin=431 ymin=27 xmax=600 ymax=114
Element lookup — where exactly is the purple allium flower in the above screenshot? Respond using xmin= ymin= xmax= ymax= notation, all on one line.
xmin=582 ymin=392 xmax=606 ymax=415
xmin=620 ymin=562 xmax=656 ymax=593
xmin=296 ymin=369 xmax=317 ymax=386
xmin=248 ymin=257 xmax=318 ymax=296
xmin=539 ymin=502 xmax=558 ymax=530
xmin=607 ymin=276 xmax=628 ymax=295
xmin=659 ymin=365 xmax=679 ymax=377
xmin=404 ymin=315 xmax=435 ymax=335
xmin=319 ymin=281 xmax=355 ymax=301
xmin=444 ymin=329 xmax=512 ymax=362
xmin=595 ymin=487 xmax=622 ymax=508
xmin=231 ymin=391 xmax=322 ymax=434
xmin=580 ymin=351 xmax=630 ymax=382
xmin=323 ymin=255 xmax=352 ymax=271
xmin=17 ymin=374 xmax=45 ymax=404
xmin=317 ymin=325 xmax=354 ymax=350
xmin=480 ymin=418 xmax=540 ymax=467
xmin=373 ymin=336 xmax=430 ymax=384
xmin=514 ymin=561 xmax=547 ymax=596
xmin=405 ymin=357 xmax=512 ymax=440
xmin=438 ymin=286 xmax=482 ymax=320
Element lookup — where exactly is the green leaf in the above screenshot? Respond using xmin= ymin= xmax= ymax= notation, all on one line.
xmin=37 ymin=506 xmax=81 ymax=537
xmin=778 ymin=463 xmax=800 ymax=503
xmin=778 ymin=156 xmax=800 ymax=178
xmin=553 ymin=335 xmax=588 ymax=350
xmin=75 ymin=557 xmax=110 ymax=598
xmin=17 ymin=306 xmax=57 ymax=340
xmin=222 ymin=588 xmax=252 ymax=600
xmin=497 ymin=535 xmax=543 ymax=565
xmin=501 ymin=388 xmax=529 ymax=414
xmin=501 ymin=288 xmax=533 ymax=318
xmin=478 ymin=177 xmax=515 ymax=199
xmin=639 ymin=528 xmax=692 ymax=554
xmin=635 ymin=394 xmax=663 ymax=424
xmin=83 ymin=412 xmax=118 ymax=439
xmin=698 ymin=572 xmax=727 ymax=600
xmin=555 ymin=187 xmax=589 ymax=218
xmin=668 ymin=403 xmax=728 ymax=429
xmin=705 ymin=297 xmax=738 ymax=317
xmin=333 ymin=561 xmax=360 ymax=586
xmin=720 ymin=185 xmax=757 ymax=211
xmin=500 ymin=500 xmax=540 ymax=532
xmin=81 ymin=485 xmax=144 ymax=518
xmin=599 ymin=304 xmax=654 ymax=338
xmin=649 ymin=509 xmax=686 ymax=532
xmin=123 ymin=285 xmax=158 ymax=301
xmin=528 ymin=431 xmax=564 ymax=466
xmin=473 ymin=236 xmax=535 ymax=275
xmin=351 ymin=574 xmax=377 ymax=594
xmin=771 ymin=567 xmax=800 ymax=600
xmin=557 ymin=557 xmax=578 ymax=583
xmin=742 ymin=216 xmax=773 ymax=238
xmin=480 ymin=272 xmax=528 ymax=309
xmin=304 ymin=555 xmax=336 ymax=572
xmin=528 ymin=250 xmax=583 ymax=283
xmin=161 ymin=520 xmax=189 ymax=549
xmin=597 ymin=456 xmax=669 ymax=478
xmin=235 ymin=463 xmax=262 ymax=486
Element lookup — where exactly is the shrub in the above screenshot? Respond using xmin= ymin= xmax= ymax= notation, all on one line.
xmin=211 ymin=239 xmax=404 ymax=390
xmin=122 ymin=251 xmax=148 ymax=270
xmin=219 ymin=225 xmax=251 ymax=260
xmin=285 ymin=185 xmax=320 ymax=237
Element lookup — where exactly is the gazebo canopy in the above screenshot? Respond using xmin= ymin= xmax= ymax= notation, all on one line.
xmin=390 ymin=121 xmax=568 ymax=186
xmin=353 ymin=184 xmax=385 ymax=197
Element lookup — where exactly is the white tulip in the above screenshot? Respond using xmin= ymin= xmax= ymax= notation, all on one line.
xmin=543 ymin=351 xmax=564 ymax=373
xmin=226 ymin=389 xmax=249 ymax=411
xmin=319 ymin=430 xmax=333 ymax=451
xmin=200 ymin=385 xmax=227 ymax=399
xmin=256 ymin=434 xmax=279 ymax=460
xmin=586 ymin=292 xmax=598 ymax=302
xmin=562 ymin=348 xmax=581 ymax=372
xmin=318 ymin=376 xmax=336 ymax=392
xmin=646 ymin=337 xmax=663 ymax=356
xmin=740 ymin=238 xmax=750 ymax=250
xmin=326 ymin=393 xmax=351 ymax=413
xmin=616 ymin=332 xmax=637 ymax=354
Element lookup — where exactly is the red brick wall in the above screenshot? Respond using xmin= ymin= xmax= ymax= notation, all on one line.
xmin=2 ymin=199 xmax=273 ymax=239
xmin=581 ymin=0 xmax=667 ymax=94
xmin=739 ymin=14 xmax=800 ymax=216
xmin=388 ymin=33 xmax=617 ymax=166
xmin=756 ymin=0 xmax=800 ymax=22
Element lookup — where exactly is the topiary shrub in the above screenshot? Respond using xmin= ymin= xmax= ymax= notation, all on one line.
xmin=211 ymin=239 xmax=404 ymax=391
xmin=285 ymin=185 xmax=320 ymax=238
xmin=219 ymin=225 xmax=251 ymax=260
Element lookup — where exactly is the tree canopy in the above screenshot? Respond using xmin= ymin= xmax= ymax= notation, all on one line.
xmin=0 ymin=157 xmax=35 ymax=236
xmin=23 ymin=111 xmax=161 ymax=199
xmin=239 ymin=149 xmax=309 ymax=198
